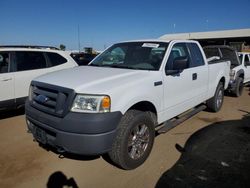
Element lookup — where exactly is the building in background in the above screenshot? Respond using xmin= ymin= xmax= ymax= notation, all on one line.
xmin=160 ymin=28 xmax=250 ymax=52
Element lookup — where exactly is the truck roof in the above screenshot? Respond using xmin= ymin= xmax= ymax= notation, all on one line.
xmin=120 ymin=39 xmax=199 ymax=44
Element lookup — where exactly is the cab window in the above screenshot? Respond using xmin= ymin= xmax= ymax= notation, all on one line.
xmin=188 ymin=43 xmax=205 ymax=67
xmin=244 ymin=55 xmax=250 ymax=66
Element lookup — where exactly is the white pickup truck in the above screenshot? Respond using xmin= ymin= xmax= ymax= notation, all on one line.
xmin=25 ymin=40 xmax=230 ymax=169
xmin=204 ymin=46 xmax=250 ymax=97
xmin=237 ymin=52 xmax=250 ymax=84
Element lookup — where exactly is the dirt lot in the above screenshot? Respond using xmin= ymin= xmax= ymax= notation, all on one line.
xmin=0 ymin=88 xmax=249 ymax=188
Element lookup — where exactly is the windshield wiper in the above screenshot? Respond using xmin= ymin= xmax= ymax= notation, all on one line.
xmin=107 ymin=64 xmax=135 ymax=69
xmin=88 ymin=64 xmax=103 ymax=67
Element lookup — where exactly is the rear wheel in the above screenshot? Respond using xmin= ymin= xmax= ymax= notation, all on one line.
xmin=232 ymin=77 xmax=244 ymax=97
xmin=108 ymin=110 xmax=155 ymax=170
xmin=207 ymin=82 xmax=224 ymax=112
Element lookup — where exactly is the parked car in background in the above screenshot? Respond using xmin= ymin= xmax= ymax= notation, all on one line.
xmin=203 ymin=45 xmax=250 ymax=97
xmin=0 ymin=46 xmax=78 ymax=111
xmin=70 ymin=52 xmax=97 ymax=66
xmin=26 ymin=40 xmax=230 ymax=169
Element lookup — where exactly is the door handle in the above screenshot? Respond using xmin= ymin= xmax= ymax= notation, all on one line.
xmin=192 ymin=73 xmax=197 ymax=80
xmin=1 ymin=78 xmax=12 ymax=81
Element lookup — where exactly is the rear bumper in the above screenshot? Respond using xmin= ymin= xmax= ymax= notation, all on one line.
xmin=25 ymin=101 xmax=122 ymax=155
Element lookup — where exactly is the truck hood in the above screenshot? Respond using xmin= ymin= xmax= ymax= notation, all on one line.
xmin=34 ymin=66 xmax=154 ymax=94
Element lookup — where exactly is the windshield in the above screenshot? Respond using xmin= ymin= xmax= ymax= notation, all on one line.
xmin=90 ymin=42 xmax=168 ymax=70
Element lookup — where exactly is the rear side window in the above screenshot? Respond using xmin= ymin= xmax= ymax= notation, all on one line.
xmin=220 ymin=48 xmax=239 ymax=66
xmin=244 ymin=55 xmax=250 ymax=66
xmin=16 ymin=51 xmax=46 ymax=71
xmin=203 ymin=48 xmax=220 ymax=58
xmin=0 ymin=52 xmax=10 ymax=73
xmin=188 ymin=43 xmax=205 ymax=67
xmin=46 ymin=52 xmax=67 ymax=67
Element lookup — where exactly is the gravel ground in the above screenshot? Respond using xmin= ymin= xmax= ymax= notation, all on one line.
xmin=0 ymin=88 xmax=249 ymax=188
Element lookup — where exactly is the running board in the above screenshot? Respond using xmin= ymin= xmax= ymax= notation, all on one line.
xmin=157 ymin=105 xmax=206 ymax=134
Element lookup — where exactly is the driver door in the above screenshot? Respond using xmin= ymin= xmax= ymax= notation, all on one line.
xmin=163 ymin=42 xmax=208 ymax=119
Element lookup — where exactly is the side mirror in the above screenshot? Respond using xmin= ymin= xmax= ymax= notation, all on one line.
xmin=173 ymin=56 xmax=189 ymax=70
xmin=166 ymin=56 xmax=188 ymax=75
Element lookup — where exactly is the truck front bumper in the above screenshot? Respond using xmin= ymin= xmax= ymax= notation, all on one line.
xmin=228 ymin=79 xmax=237 ymax=91
xmin=25 ymin=101 xmax=122 ymax=155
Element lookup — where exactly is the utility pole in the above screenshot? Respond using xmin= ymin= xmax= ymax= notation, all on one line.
xmin=206 ymin=20 xmax=209 ymax=31
xmin=78 ymin=24 xmax=80 ymax=52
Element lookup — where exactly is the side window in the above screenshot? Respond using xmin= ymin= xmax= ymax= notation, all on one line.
xmin=203 ymin=48 xmax=220 ymax=58
xmin=0 ymin=52 xmax=10 ymax=73
xmin=16 ymin=51 xmax=46 ymax=71
xmin=244 ymin=55 xmax=250 ymax=66
xmin=188 ymin=43 xmax=205 ymax=67
xmin=165 ymin=43 xmax=190 ymax=71
xmin=47 ymin=52 xmax=67 ymax=67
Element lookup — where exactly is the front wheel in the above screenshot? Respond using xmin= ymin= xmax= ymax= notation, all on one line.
xmin=207 ymin=82 xmax=224 ymax=112
xmin=108 ymin=110 xmax=155 ymax=170
xmin=232 ymin=77 xmax=244 ymax=97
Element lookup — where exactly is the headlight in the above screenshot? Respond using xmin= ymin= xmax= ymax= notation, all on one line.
xmin=230 ymin=70 xmax=235 ymax=79
xmin=28 ymin=85 xmax=34 ymax=101
xmin=71 ymin=94 xmax=111 ymax=113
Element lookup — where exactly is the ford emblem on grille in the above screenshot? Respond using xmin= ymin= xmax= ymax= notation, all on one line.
xmin=35 ymin=94 xmax=49 ymax=104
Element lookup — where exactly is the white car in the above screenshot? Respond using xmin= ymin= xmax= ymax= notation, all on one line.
xmin=26 ymin=40 xmax=230 ymax=169
xmin=0 ymin=46 xmax=78 ymax=111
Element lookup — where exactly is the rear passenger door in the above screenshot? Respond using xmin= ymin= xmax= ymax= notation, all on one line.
xmin=13 ymin=51 xmax=49 ymax=103
xmin=0 ymin=51 xmax=15 ymax=109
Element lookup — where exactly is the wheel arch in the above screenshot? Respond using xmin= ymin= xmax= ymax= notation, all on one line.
xmin=236 ymin=69 xmax=245 ymax=79
xmin=127 ymin=101 xmax=158 ymax=126
xmin=219 ymin=76 xmax=225 ymax=87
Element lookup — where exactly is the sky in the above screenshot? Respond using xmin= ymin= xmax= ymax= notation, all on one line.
xmin=1 ymin=0 xmax=250 ymax=51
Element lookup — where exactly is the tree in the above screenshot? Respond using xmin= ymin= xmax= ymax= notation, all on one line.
xmin=59 ymin=44 xmax=66 ymax=51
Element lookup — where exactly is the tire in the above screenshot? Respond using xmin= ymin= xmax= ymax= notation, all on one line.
xmin=207 ymin=82 xmax=224 ymax=112
xmin=108 ymin=110 xmax=155 ymax=170
xmin=232 ymin=77 xmax=244 ymax=97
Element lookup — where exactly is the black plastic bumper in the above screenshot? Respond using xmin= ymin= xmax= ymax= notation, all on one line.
xmin=228 ymin=80 xmax=237 ymax=92
xmin=25 ymin=101 xmax=122 ymax=155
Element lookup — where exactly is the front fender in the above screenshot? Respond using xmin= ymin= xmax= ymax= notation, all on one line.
xmin=110 ymin=82 xmax=163 ymax=117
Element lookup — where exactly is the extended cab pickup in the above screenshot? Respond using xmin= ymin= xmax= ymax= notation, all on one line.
xmin=25 ymin=40 xmax=230 ymax=169
xmin=203 ymin=46 xmax=250 ymax=97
